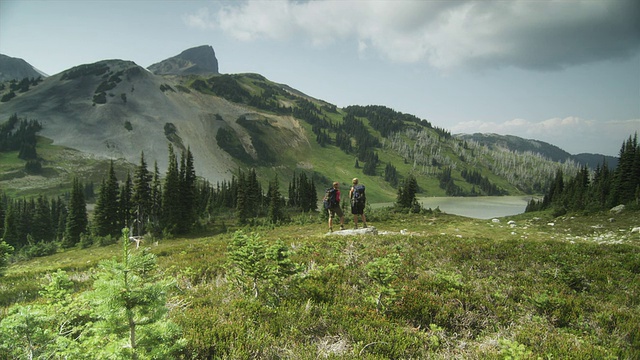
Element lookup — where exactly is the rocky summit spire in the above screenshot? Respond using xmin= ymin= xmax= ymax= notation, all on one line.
xmin=147 ymin=45 xmax=219 ymax=76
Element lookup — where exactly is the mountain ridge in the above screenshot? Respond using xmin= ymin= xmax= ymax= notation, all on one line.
xmin=0 ymin=46 xmax=603 ymax=201
xmin=455 ymin=133 xmax=618 ymax=169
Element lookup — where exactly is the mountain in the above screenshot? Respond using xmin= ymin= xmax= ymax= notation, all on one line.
xmin=0 ymin=45 xmax=590 ymax=200
xmin=0 ymin=54 xmax=47 ymax=82
xmin=147 ymin=45 xmax=219 ymax=76
xmin=455 ymin=133 xmax=618 ymax=169
xmin=0 ymin=58 xmax=306 ymax=184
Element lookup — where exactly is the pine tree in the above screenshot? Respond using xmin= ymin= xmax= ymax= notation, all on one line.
xmin=2 ymin=202 xmax=20 ymax=249
xmin=162 ymin=144 xmax=181 ymax=234
xmin=93 ymin=160 xmax=120 ymax=237
xmin=149 ymin=161 xmax=163 ymax=236
xmin=385 ymin=162 xmax=399 ymax=187
xmin=609 ymin=133 xmax=639 ymax=206
xmin=0 ymin=193 xmax=5 ymax=237
xmin=63 ymin=178 xmax=88 ymax=248
xmin=85 ymin=228 xmax=185 ymax=358
xmin=118 ymin=172 xmax=132 ymax=232
xmin=267 ymin=175 xmax=284 ymax=223
xmin=246 ymin=168 xmax=262 ymax=216
xmin=31 ymin=195 xmax=53 ymax=243
xmin=177 ymin=147 xmax=197 ymax=234
xmin=235 ymin=171 xmax=249 ymax=225
xmin=396 ymin=174 xmax=420 ymax=212
xmin=54 ymin=200 xmax=67 ymax=242
xmin=16 ymin=199 xmax=31 ymax=248
xmin=0 ymin=239 xmax=12 ymax=276
xmin=132 ymin=152 xmax=152 ymax=237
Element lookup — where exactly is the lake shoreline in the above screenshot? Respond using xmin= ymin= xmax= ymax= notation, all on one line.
xmin=372 ymin=196 xmax=537 ymax=219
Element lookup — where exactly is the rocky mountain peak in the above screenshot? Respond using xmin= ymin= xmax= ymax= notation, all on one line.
xmin=147 ymin=45 xmax=219 ymax=76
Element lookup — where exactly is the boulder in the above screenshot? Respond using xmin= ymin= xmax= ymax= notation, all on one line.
xmin=327 ymin=226 xmax=378 ymax=236
xmin=610 ymin=204 xmax=625 ymax=214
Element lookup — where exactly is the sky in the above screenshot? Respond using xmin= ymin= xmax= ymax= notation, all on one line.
xmin=1 ymin=0 xmax=639 ymax=157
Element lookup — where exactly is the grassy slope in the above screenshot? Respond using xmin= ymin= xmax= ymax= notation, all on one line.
xmin=0 ymin=137 xmax=136 ymax=198
xmin=2 ymin=209 xmax=638 ymax=358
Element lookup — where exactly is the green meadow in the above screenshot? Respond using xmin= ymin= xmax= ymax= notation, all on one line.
xmin=2 ymin=207 xmax=638 ymax=359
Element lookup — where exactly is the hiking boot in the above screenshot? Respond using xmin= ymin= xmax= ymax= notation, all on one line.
xmin=363 ymin=224 xmax=367 ymax=228
xmin=329 ymin=227 xmax=333 ymax=233
xmin=340 ymin=225 xmax=345 ymax=230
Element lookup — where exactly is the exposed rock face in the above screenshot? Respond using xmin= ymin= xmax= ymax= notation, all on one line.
xmin=0 ymin=54 xmax=46 ymax=81
xmin=147 ymin=45 xmax=219 ymax=76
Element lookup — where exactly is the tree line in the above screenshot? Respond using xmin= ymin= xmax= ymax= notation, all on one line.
xmin=0 ymin=145 xmax=322 ymax=264
xmin=526 ymin=133 xmax=640 ymax=214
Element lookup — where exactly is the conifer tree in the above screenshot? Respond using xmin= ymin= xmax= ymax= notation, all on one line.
xmin=396 ymin=174 xmax=420 ymax=212
xmin=162 ymin=144 xmax=181 ymax=234
xmin=267 ymin=175 xmax=284 ymax=223
xmin=288 ymin=179 xmax=296 ymax=207
xmin=0 ymin=193 xmax=5 ymax=236
xmin=118 ymin=172 xmax=132 ymax=232
xmin=309 ymin=178 xmax=318 ymax=212
xmin=31 ymin=195 xmax=53 ymax=243
xmin=178 ymin=148 xmax=197 ymax=234
xmin=246 ymin=168 xmax=262 ymax=216
xmin=54 ymin=199 xmax=67 ymax=242
xmin=235 ymin=171 xmax=249 ymax=225
xmin=62 ymin=178 xmax=88 ymax=248
xmin=385 ymin=162 xmax=399 ymax=187
xmin=0 ymin=239 xmax=12 ymax=276
xmin=1 ymin=202 xmax=19 ymax=249
xmin=85 ymin=228 xmax=185 ymax=358
xmin=132 ymin=152 xmax=152 ymax=236
xmin=609 ymin=133 xmax=639 ymax=206
xmin=150 ymin=161 xmax=163 ymax=236
xmin=93 ymin=160 xmax=120 ymax=237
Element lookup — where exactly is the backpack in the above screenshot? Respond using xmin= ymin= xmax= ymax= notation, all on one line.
xmin=353 ymin=184 xmax=366 ymax=204
xmin=323 ymin=187 xmax=337 ymax=209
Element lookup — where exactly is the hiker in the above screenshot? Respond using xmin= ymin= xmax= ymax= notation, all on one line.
xmin=325 ymin=181 xmax=344 ymax=232
xmin=349 ymin=178 xmax=367 ymax=229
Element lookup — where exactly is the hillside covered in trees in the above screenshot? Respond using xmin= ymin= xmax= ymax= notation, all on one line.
xmin=526 ymin=133 xmax=639 ymax=214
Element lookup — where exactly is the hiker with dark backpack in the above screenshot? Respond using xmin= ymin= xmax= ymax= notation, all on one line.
xmin=349 ymin=178 xmax=368 ymax=229
xmin=324 ymin=181 xmax=344 ymax=232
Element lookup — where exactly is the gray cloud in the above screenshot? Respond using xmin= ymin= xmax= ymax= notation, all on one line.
xmin=189 ymin=0 xmax=640 ymax=71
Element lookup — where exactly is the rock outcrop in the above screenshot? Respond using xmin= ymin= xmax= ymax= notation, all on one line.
xmin=327 ymin=226 xmax=378 ymax=236
xmin=147 ymin=45 xmax=219 ymax=76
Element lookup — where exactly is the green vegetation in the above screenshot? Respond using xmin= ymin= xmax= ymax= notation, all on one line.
xmin=61 ymin=63 xmax=110 ymax=81
xmin=0 ymin=228 xmax=184 ymax=359
xmin=1 ymin=209 xmax=638 ymax=358
xmin=527 ymin=133 xmax=639 ymax=214
xmin=0 ymin=77 xmax=43 ymax=103
xmin=215 ymin=126 xmax=253 ymax=164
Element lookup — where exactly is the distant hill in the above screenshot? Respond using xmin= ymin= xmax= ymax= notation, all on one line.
xmin=455 ymin=133 xmax=618 ymax=169
xmin=0 ymin=54 xmax=47 ymax=82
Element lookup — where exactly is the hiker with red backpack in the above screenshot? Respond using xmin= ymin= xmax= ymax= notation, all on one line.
xmin=323 ymin=181 xmax=344 ymax=232
xmin=349 ymin=178 xmax=368 ymax=229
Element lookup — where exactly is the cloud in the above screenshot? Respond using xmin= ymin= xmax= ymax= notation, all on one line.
xmin=451 ymin=117 xmax=640 ymax=156
xmin=188 ymin=0 xmax=640 ymax=71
